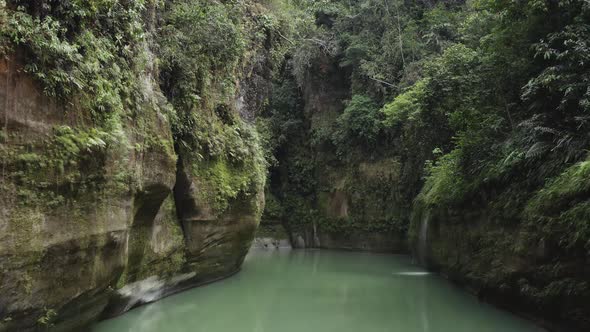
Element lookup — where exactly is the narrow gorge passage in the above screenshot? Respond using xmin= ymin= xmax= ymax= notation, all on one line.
xmin=93 ymin=250 xmax=542 ymax=332
xmin=1 ymin=0 xmax=589 ymax=331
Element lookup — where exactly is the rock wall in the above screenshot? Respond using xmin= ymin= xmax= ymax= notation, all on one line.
xmin=0 ymin=2 xmax=270 ymax=328
xmin=266 ymin=56 xmax=408 ymax=252
xmin=0 ymin=73 xmax=264 ymax=331
xmin=411 ymin=202 xmax=590 ymax=332
xmin=0 ymin=57 xmax=136 ymax=330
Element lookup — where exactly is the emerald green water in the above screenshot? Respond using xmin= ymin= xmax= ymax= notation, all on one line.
xmin=93 ymin=249 xmax=543 ymax=332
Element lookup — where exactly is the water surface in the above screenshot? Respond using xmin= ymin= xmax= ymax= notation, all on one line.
xmin=94 ymin=249 xmax=543 ymax=332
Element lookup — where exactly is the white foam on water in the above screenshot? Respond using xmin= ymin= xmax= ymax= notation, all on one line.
xmin=118 ymin=276 xmax=165 ymax=311
xmin=116 ymin=272 xmax=198 ymax=312
xmin=393 ymin=271 xmax=432 ymax=276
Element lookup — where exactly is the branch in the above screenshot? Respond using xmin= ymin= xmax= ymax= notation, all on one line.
xmin=276 ymin=30 xmax=295 ymax=45
xmin=303 ymin=38 xmax=329 ymax=48
xmin=368 ymin=76 xmax=397 ymax=88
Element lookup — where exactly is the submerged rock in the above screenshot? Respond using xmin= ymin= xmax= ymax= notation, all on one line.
xmin=251 ymin=238 xmax=292 ymax=250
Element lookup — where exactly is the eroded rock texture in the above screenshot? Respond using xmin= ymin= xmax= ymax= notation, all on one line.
xmin=411 ymin=203 xmax=590 ymax=332
xmin=0 ymin=48 xmax=265 ymax=332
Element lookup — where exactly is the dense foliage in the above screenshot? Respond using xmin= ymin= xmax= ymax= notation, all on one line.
xmin=0 ymin=0 xmax=164 ymax=216
xmin=4 ymin=0 xmax=588 ymax=266
xmin=408 ymin=0 xmax=590 ymax=255
xmin=0 ymin=0 xmax=150 ymax=122
xmin=157 ymin=0 xmax=307 ymax=216
xmin=2 ymin=0 xmax=590 ymax=328
xmin=256 ymin=3 xmax=590 ymax=298
xmin=255 ymin=2 xmax=590 ymax=326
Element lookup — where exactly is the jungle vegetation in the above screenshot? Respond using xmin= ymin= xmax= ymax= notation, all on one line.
xmin=258 ymin=0 xmax=590 ymax=253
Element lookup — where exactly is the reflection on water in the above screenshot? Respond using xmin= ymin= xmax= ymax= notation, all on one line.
xmin=93 ymin=249 xmax=543 ymax=332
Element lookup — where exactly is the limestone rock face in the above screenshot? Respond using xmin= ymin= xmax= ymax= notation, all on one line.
xmin=174 ymin=156 xmax=264 ymax=279
xmin=0 ymin=1 xmax=270 ymax=330
xmin=411 ymin=204 xmax=590 ymax=332
xmin=268 ymin=55 xmax=407 ymax=253
xmin=0 ymin=53 xmax=265 ymax=331
xmin=0 ymin=58 xmax=134 ymax=330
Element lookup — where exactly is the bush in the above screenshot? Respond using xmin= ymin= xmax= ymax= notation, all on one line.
xmin=332 ymin=94 xmax=382 ymax=154
xmin=1 ymin=1 xmax=146 ymax=119
xmin=381 ymin=80 xmax=427 ymax=128
xmin=525 ymin=156 xmax=590 ymax=252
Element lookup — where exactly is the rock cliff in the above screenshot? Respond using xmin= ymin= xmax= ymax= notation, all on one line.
xmin=0 ymin=1 xmax=275 ymax=329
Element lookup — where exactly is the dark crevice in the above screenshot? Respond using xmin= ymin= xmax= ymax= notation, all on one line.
xmin=126 ymin=184 xmax=171 ymax=282
xmin=132 ymin=184 xmax=170 ymax=227
xmin=173 ymin=154 xmax=194 ymax=238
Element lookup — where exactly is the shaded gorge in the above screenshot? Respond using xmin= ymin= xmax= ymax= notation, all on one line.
xmin=93 ymin=250 xmax=543 ymax=332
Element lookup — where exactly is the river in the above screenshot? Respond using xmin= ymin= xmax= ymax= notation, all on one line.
xmin=93 ymin=249 xmax=543 ymax=332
